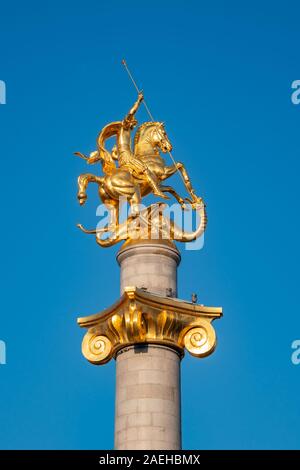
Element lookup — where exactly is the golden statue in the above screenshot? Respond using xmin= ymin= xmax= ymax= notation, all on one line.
xmin=75 ymin=92 xmax=207 ymax=247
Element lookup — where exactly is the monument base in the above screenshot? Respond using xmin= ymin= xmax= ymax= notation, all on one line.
xmin=77 ymin=240 xmax=222 ymax=450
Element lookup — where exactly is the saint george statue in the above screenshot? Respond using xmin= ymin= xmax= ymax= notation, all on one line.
xmin=75 ymin=93 xmax=207 ymax=247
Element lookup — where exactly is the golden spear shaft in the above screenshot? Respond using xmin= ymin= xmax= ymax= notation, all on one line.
xmin=121 ymin=59 xmax=187 ymax=189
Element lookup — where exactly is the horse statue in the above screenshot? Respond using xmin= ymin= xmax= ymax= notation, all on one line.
xmin=75 ymin=95 xmax=205 ymax=246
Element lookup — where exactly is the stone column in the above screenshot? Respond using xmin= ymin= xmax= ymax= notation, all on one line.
xmin=114 ymin=344 xmax=181 ymax=450
xmin=114 ymin=240 xmax=182 ymax=450
xmin=78 ymin=239 xmax=221 ymax=449
xmin=117 ymin=239 xmax=181 ymax=297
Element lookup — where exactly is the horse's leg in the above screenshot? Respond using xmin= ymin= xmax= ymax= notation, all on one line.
xmin=109 ymin=203 xmax=119 ymax=230
xmin=176 ymin=162 xmax=198 ymax=201
xmin=77 ymin=173 xmax=103 ymax=205
xmin=130 ymin=185 xmax=141 ymax=217
xmin=160 ymin=164 xmax=177 ymax=179
xmin=162 ymin=163 xmax=198 ymax=202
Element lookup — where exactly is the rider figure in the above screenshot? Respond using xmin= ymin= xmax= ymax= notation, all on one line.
xmin=117 ymin=92 xmax=167 ymax=199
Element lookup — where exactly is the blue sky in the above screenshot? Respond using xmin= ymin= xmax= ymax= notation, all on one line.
xmin=0 ymin=0 xmax=299 ymax=449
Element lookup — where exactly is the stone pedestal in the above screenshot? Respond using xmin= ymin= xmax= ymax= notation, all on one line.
xmin=77 ymin=239 xmax=222 ymax=450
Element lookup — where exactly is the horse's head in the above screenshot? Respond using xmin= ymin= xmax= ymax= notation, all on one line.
xmin=134 ymin=121 xmax=173 ymax=156
xmin=151 ymin=122 xmax=173 ymax=153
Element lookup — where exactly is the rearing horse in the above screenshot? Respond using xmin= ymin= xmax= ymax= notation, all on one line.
xmin=77 ymin=121 xmax=199 ymax=225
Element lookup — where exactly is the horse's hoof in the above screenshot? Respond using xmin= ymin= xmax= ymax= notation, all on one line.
xmin=191 ymin=198 xmax=204 ymax=210
xmin=195 ymin=197 xmax=204 ymax=205
xmin=78 ymin=193 xmax=87 ymax=205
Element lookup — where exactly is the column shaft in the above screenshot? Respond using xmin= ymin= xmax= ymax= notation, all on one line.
xmin=117 ymin=240 xmax=181 ymax=297
xmin=115 ymin=240 xmax=182 ymax=450
xmin=114 ymin=344 xmax=181 ymax=450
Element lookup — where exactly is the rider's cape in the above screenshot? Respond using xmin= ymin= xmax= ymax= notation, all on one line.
xmin=97 ymin=121 xmax=122 ymax=175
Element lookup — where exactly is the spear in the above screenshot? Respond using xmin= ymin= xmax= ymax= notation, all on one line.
xmin=121 ymin=59 xmax=187 ymax=190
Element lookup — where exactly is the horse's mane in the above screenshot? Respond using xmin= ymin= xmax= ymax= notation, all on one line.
xmin=134 ymin=121 xmax=161 ymax=147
